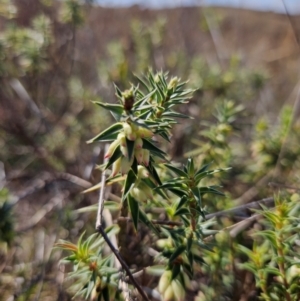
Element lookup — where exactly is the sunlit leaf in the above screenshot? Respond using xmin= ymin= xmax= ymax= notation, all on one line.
xmin=87 ymin=123 xmax=123 ymax=143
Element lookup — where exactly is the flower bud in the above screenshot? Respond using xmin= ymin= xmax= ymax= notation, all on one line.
xmin=117 ymin=132 xmax=126 ymax=147
xmin=104 ymin=139 xmax=119 ymax=159
xmin=111 ymin=157 xmax=121 ymax=177
xmin=137 ymin=165 xmax=149 ymax=179
xmin=137 ymin=127 xmax=154 ymax=138
xmin=120 ymin=157 xmax=132 ymax=175
xmin=168 ymin=77 xmax=179 ymax=90
xmin=120 ymin=145 xmax=128 ymax=158
xmin=142 ymin=149 xmax=150 ymax=166
xmin=122 ymin=88 xmax=134 ymax=111
xmin=171 ymin=280 xmax=185 ymax=301
xmin=134 ymin=137 xmax=143 ymax=149
xmin=156 ymin=239 xmax=167 ymax=249
xmin=163 ymin=285 xmax=175 ymax=301
xmin=90 ymin=279 xmax=101 ymax=301
xmin=130 ymin=187 xmax=147 ymax=202
xmin=183 ymin=272 xmax=192 ymax=290
xmin=135 ymin=148 xmax=144 ymax=164
xmin=158 ymin=270 xmax=172 ymax=294
xmin=123 ymin=122 xmax=136 ymax=141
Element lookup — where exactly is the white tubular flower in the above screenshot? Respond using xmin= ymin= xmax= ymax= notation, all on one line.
xmin=183 ymin=273 xmax=192 ymax=290
xmin=137 ymin=127 xmax=154 ymax=138
xmin=117 ymin=132 xmax=126 ymax=147
xmin=163 ymin=285 xmax=175 ymax=301
xmin=158 ymin=270 xmax=172 ymax=294
xmin=134 ymin=137 xmax=143 ymax=149
xmin=137 ymin=165 xmax=149 ymax=179
xmin=104 ymin=139 xmax=119 ymax=159
xmin=123 ymin=122 xmax=136 ymax=141
xmin=171 ymin=280 xmax=185 ymax=301
xmin=142 ymin=149 xmax=150 ymax=166
xmin=120 ymin=145 xmax=128 ymax=158
xmin=135 ymin=148 xmax=144 ymax=164
xmin=111 ymin=157 xmax=121 ymax=177
xmin=120 ymin=157 xmax=132 ymax=175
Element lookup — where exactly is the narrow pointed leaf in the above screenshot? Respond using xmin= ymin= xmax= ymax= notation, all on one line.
xmin=134 ymin=74 xmax=150 ymax=92
xmin=199 ymin=186 xmax=225 ymax=196
xmin=133 ymin=89 xmax=156 ymax=108
xmin=87 ymin=123 xmax=123 ymax=143
xmin=157 ymin=131 xmax=171 ymax=142
xmin=131 ymin=157 xmax=138 ymax=175
xmin=168 ymin=188 xmax=189 ymax=197
xmin=193 ymin=254 xmax=206 ymax=265
xmin=161 ymin=111 xmax=191 ymax=119
xmin=142 ymin=139 xmax=166 ymax=156
xmin=169 ymin=245 xmax=186 ymax=265
xmin=128 ymin=194 xmax=139 ymax=231
xmin=191 ymin=187 xmax=202 ymax=210
xmin=186 ymin=158 xmax=195 ymax=176
xmin=176 ymin=196 xmax=188 ymax=210
xmin=126 ymin=138 xmax=135 ymax=161
xmin=174 ymin=207 xmax=190 ymax=217
xmin=139 ymin=208 xmax=160 ymax=236
xmin=105 ymin=146 xmax=122 ymax=170
xmin=113 ymin=83 xmax=123 ymax=99
xmin=171 ymin=264 xmax=181 ymax=280
xmin=195 ymin=162 xmax=212 ymax=176
xmin=164 ymin=163 xmax=188 ymax=177
xmin=93 ymin=101 xmax=123 ymax=115
xmin=122 ymin=169 xmax=136 ymax=201
xmin=146 ymin=161 xmax=162 ymax=186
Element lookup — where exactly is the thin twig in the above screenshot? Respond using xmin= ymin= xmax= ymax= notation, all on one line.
xmin=281 ymin=0 xmax=300 ymax=49
xmin=8 ymin=171 xmax=92 ymax=206
xmin=234 ymin=172 xmax=272 ymax=205
xmin=202 ymin=7 xmax=227 ymax=69
xmin=118 ymin=217 xmax=182 ymax=227
xmin=124 ymin=269 xmax=145 ymax=282
xmin=204 ymin=214 xmax=261 ymax=242
xmin=96 ymin=144 xmax=109 ymax=229
xmin=16 ymin=192 xmax=66 ymax=232
xmin=273 ymin=84 xmax=300 ymax=179
xmin=97 ymin=226 xmax=150 ymax=301
xmin=95 ymin=145 xmax=141 ymax=300
xmin=268 ymin=182 xmax=300 ymax=191
xmin=229 ymin=214 xmax=261 ymax=238
xmin=205 ymin=197 xmax=274 ymax=219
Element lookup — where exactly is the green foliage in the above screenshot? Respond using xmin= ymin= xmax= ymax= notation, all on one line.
xmin=3 ymin=2 xmax=300 ymax=301
xmin=246 ymin=106 xmax=300 ymax=181
xmin=239 ymin=194 xmax=300 ymax=300
xmin=186 ymin=99 xmax=244 ymax=166
xmin=59 ymin=71 xmax=229 ymax=301
xmin=56 ymin=228 xmax=119 ymax=300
